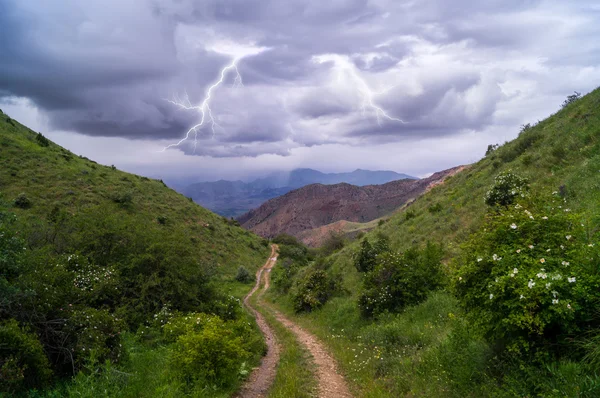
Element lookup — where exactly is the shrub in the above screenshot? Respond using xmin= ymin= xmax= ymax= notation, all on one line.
xmin=291 ymin=269 xmax=336 ymax=312
xmin=35 ymin=133 xmax=50 ymax=147
xmin=358 ymin=242 xmax=444 ymax=317
xmin=404 ymin=210 xmax=416 ymax=221
xmin=453 ymin=194 xmax=600 ymax=358
xmin=156 ymin=215 xmax=167 ymax=225
xmin=111 ymin=191 xmax=133 ymax=206
xmin=271 ymin=258 xmax=300 ymax=294
xmin=485 ymin=144 xmax=499 ymax=156
xmin=484 ymin=170 xmax=529 ymax=207
xmin=428 ymin=203 xmax=443 ymax=213
xmin=165 ymin=313 xmax=253 ymax=387
xmin=321 ymin=232 xmax=345 ymax=255
xmin=562 ymin=91 xmax=581 ymax=108
xmin=0 ymin=319 xmax=52 ymax=393
xmin=354 ymin=238 xmax=377 ymax=273
xmin=235 ymin=266 xmax=253 ymax=283
xmin=13 ymin=193 xmax=31 ymax=209
xmin=354 ymin=234 xmax=392 ymax=273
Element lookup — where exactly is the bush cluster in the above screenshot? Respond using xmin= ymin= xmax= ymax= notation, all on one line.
xmin=358 ymin=242 xmax=444 ymax=317
xmin=291 ymin=269 xmax=336 ymax=312
xmin=484 ymin=170 xmax=529 ymax=207
xmin=454 ymin=192 xmax=600 ymax=358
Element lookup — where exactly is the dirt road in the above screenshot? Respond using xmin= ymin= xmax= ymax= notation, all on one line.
xmin=238 ymin=245 xmax=352 ymax=398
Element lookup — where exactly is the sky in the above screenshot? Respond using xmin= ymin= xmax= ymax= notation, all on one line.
xmin=1 ymin=0 xmax=599 ymax=182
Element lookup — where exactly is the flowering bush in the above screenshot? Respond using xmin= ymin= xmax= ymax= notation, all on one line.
xmin=358 ymin=242 xmax=444 ymax=317
xmin=484 ymin=170 xmax=529 ymax=207
xmin=454 ymin=194 xmax=600 ymax=357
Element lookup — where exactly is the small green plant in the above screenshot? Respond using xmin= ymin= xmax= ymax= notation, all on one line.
xmin=404 ymin=210 xmax=416 ymax=220
xmin=235 ymin=266 xmax=253 ymax=283
xmin=13 ymin=193 xmax=31 ymax=209
xmin=111 ymin=191 xmax=133 ymax=206
xmin=562 ymin=91 xmax=582 ymax=108
xmin=485 ymin=144 xmax=499 ymax=156
xmin=35 ymin=132 xmax=50 ymax=147
xmin=156 ymin=215 xmax=167 ymax=225
xmin=428 ymin=203 xmax=443 ymax=213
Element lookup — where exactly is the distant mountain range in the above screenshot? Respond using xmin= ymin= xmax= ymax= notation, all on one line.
xmin=237 ymin=166 xmax=465 ymax=246
xmin=181 ymin=168 xmax=416 ymax=217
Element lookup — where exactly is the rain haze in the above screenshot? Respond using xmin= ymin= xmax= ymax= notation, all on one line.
xmin=1 ymin=0 xmax=599 ymax=182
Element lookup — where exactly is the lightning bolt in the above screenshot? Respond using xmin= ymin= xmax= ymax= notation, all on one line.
xmin=315 ymin=54 xmax=406 ymax=126
xmin=161 ymin=57 xmax=243 ymax=153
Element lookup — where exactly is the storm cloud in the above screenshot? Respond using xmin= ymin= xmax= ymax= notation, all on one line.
xmin=1 ymin=0 xmax=600 ymax=161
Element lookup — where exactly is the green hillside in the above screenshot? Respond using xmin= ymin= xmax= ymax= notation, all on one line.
xmin=266 ymin=88 xmax=600 ymax=397
xmin=0 ymin=110 xmax=269 ymax=396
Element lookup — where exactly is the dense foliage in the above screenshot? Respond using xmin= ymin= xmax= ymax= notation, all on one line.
xmin=455 ymin=192 xmax=600 ymax=358
xmin=358 ymin=241 xmax=444 ymax=317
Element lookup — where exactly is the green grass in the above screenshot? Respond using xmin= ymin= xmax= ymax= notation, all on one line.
xmin=0 ymin=112 xmax=271 ymax=396
xmin=0 ymin=113 xmax=269 ymax=280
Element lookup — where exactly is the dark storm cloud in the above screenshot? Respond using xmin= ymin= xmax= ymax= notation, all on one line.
xmin=1 ymin=0 xmax=599 ymax=158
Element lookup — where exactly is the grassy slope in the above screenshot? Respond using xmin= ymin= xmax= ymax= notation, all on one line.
xmin=0 ymin=111 xmax=271 ymax=396
xmin=0 ymin=111 xmax=269 ymax=279
xmin=330 ymin=86 xmax=600 ymax=289
xmin=268 ymin=87 xmax=600 ymax=396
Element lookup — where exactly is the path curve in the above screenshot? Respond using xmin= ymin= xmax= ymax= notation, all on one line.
xmin=236 ymin=246 xmax=281 ymax=398
xmin=261 ymin=247 xmax=353 ymax=398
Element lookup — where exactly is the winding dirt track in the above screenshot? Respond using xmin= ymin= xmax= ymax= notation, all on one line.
xmin=235 ymin=246 xmax=281 ymax=398
xmin=238 ymin=245 xmax=353 ymax=398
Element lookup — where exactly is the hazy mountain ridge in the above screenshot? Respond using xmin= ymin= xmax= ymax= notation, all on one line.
xmin=238 ymin=166 xmax=463 ymax=244
xmin=182 ymin=168 xmax=416 ymax=217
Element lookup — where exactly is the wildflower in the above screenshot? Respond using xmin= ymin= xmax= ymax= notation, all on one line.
xmin=536 ymin=272 xmax=547 ymax=279
xmin=568 ymin=277 xmax=576 ymax=283
xmin=458 ymin=277 xmax=462 ymax=281
xmin=513 ymin=268 xmax=519 ymax=274
xmin=566 ymin=235 xmax=572 ymax=240
xmin=510 ymin=223 xmax=517 ymax=229
xmin=567 ymin=304 xmax=572 ymax=310
xmin=560 ymin=245 xmax=565 ymax=250
xmin=516 ymin=249 xmax=521 ymax=253
xmin=528 ymin=280 xmax=535 ymax=289
xmin=489 ymin=294 xmax=494 ymax=300
xmin=492 ymin=254 xmax=498 ymax=261
xmin=520 ymin=295 xmax=525 ymax=300
xmin=552 ymin=299 xmax=559 ymax=304
xmin=477 ymin=258 xmax=483 ymax=262
xmin=551 ymin=290 xmax=559 ymax=298
xmin=510 ymin=273 xmax=515 ymax=278
xmin=589 ymin=244 xmax=595 ymax=247
xmin=545 ymin=282 xmax=551 ymax=289
xmin=540 ymin=258 xmax=546 ymax=263
xmin=529 ymin=245 xmax=534 ymax=249
xmin=562 ymin=261 xmax=570 ymax=266
xmin=542 ymin=216 xmax=548 ymax=220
